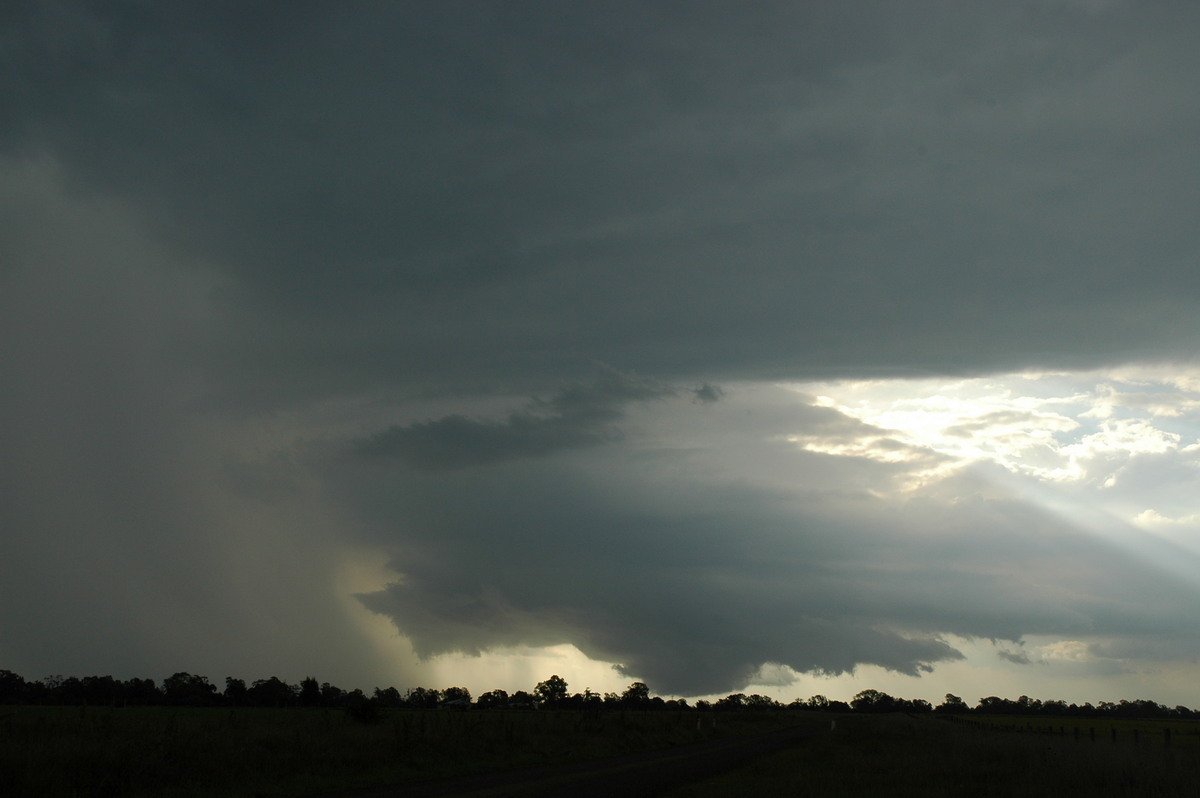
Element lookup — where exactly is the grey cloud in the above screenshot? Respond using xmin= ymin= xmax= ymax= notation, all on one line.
xmin=357 ymin=367 xmax=672 ymax=469
xmin=335 ymin=393 xmax=1200 ymax=695
xmin=692 ymin=383 xmax=724 ymax=404
xmin=5 ymin=2 xmax=1200 ymax=407
xmin=8 ymin=2 xmax=1200 ymax=700
xmin=997 ymin=649 xmax=1033 ymax=666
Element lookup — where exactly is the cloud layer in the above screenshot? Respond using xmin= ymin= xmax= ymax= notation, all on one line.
xmin=4 ymin=2 xmax=1200 ymax=700
xmin=340 ymin=377 xmax=1200 ymax=694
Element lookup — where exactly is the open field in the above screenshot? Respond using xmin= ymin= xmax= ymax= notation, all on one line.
xmin=0 ymin=705 xmax=803 ymax=797
xmin=8 ymin=706 xmax=1200 ymax=797
xmin=957 ymin=714 xmax=1200 ymax=748
xmin=666 ymin=714 xmax=1200 ymax=797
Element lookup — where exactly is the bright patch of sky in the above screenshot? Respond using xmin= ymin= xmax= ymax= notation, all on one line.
xmin=794 ymin=367 xmax=1200 ymax=510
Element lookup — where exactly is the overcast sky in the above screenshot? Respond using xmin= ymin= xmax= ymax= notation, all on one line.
xmin=4 ymin=1 xmax=1200 ymax=706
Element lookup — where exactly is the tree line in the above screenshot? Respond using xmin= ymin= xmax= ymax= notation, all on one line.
xmin=1 ymin=669 xmax=1195 ymax=719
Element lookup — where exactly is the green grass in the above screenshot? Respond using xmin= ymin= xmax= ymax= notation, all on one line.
xmin=0 ymin=705 xmax=799 ymax=797
xmin=665 ymin=714 xmax=1200 ymax=797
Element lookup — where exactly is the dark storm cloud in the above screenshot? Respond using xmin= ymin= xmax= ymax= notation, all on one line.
xmin=338 ymin=389 xmax=1200 ymax=695
xmin=997 ymin=649 xmax=1033 ymax=666
xmin=358 ymin=366 xmax=672 ymax=468
xmin=5 ymin=1 xmax=1200 ymax=403
xmin=7 ymin=1 xmax=1200 ymax=697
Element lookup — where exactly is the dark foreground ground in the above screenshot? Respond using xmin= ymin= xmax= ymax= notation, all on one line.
xmin=322 ymin=721 xmax=819 ymax=797
xmin=668 ymin=714 xmax=1200 ymax=797
xmin=329 ymin=714 xmax=1200 ymax=798
xmin=6 ymin=707 xmax=1198 ymax=796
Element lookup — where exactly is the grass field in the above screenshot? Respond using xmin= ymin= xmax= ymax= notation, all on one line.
xmin=8 ymin=706 xmax=1199 ymax=797
xmin=665 ymin=714 xmax=1200 ymax=797
xmin=0 ymin=705 xmax=801 ymax=797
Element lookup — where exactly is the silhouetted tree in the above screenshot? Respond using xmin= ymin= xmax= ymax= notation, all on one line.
xmin=374 ymin=686 xmax=403 ymax=707
xmin=935 ymin=693 xmax=969 ymax=714
xmin=248 ymin=677 xmax=295 ymax=708
xmin=299 ymin=677 xmax=321 ymax=707
xmin=509 ymin=690 xmax=536 ymax=708
xmin=578 ymin=688 xmax=603 ymax=709
xmin=224 ymin=677 xmax=248 ymax=706
xmin=1041 ymin=699 xmax=1068 ymax=716
xmin=163 ymin=672 xmax=217 ymax=706
xmin=535 ymin=675 xmax=568 ymax=707
xmin=805 ymin=694 xmax=831 ymax=711
xmin=621 ymin=681 xmax=650 ymax=707
xmin=441 ymin=686 xmax=472 ymax=706
xmin=476 ymin=689 xmax=509 ymax=709
xmin=851 ymin=689 xmax=898 ymax=713
xmin=745 ymin=694 xmax=779 ymax=709
xmin=405 ymin=686 xmax=440 ymax=708
xmin=976 ymin=696 xmax=1016 ymax=714
xmin=715 ymin=693 xmax=746 ymax=710
xmin=320 ymin=681 xmax=345 ymax=706
xmin=0 ymin=670 xmax=28 ymax=704
xmin=124 ymin=677 xmax=160 ymax=705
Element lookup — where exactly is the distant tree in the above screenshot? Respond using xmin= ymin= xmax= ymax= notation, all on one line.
xmin=299 ymin=677 xmax=321 ymax=707
xmin=248 ymin=677 xmax=295 ymax=708
xmin=224 ymin=677 xmax=248 ymax=706
xmin=509 ymin=690 xmax=536 ymax=707
xmin=715 ymin=693 xmax=746 ymax=711
xmin=476 ymin=689 xmax=509 ymax=709
xmin=57 ymin=677 xmax=87 ymax=705
xmin=374 ymin=686 xmax=403 ymax=708
xmin=320 ymin=682 xmax=345 ymax=706
xmin=621 ymin=681 xmax=650 ymax=707
xmin=1041 ymin=699 xmax=1068 ymax=716
xmin=535 ymin=675 xmax=568 ymax=708
xmin=805 ymin=694 xmax=831 ymax=711
xmin=904 ymin=698 xmax=933 ymax=713
xmin=579 ymin=688 xmax=603 ymax=709
xmin=405 ymin=686 xmax=440 ymax=708
xmin=975 ymin=696 xmax=1016 ymax=714
xmin=0 ymin=670 xmax=28 ymax=704
xmin=935 ymin=693 xmax=969 ymax=714
xmin=78 ymin=672 xmax=123 ymax=705
xmin=124 ymin=677 xmax=160 ymax=706
xmin=851 ymin=689 xmax=896 ymax=713
xmin=163 ymin=672 xmax=217 ymax=706
xmin=745 ymin=694 xmax=779 ymax=710
xmin=441 ymin=686 xmax=472 ymax=706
